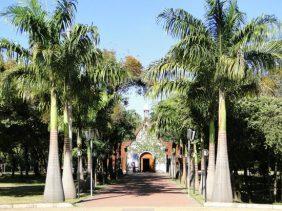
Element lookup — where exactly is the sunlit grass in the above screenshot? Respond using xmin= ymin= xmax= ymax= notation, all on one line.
xmin=0 ymin=174 xmax=105 ymax=205
xmin=172 ymin=178 xmax=204 ymax=205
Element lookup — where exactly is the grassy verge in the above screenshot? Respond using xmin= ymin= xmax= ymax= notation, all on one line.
xmin=172 ymin=178 xmax=204 ymax=205
xmin=172 ymin=177 xmax=282 ymax=205
xmin=0 ymin=174 xmax=108 ymax=205
xmin=0 ymin=174 xmax=44 ymax=204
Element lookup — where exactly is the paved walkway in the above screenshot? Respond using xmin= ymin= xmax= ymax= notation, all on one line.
xmin=79 ymin=172 xmax=199 ymax=207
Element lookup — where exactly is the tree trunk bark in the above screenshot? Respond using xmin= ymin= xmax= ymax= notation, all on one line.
xmin=62 ymin=103 xmax=76 ymax=199
xmin=169 ymin=156 xmax=172 ymax=178
xmin=44 ymin=88 xmax=65 ymax=202
xmin=33 ymin=160 xmax=40 ymax=176
xmin=207 ymin=118 xmax=215 ymax=201
xmin=182 ymin=144 xmax=187 ymax=187
xmin=187 ymin=140 xmax=191 ymax=190
xmin=233 ymin=169 xmax=241 ymax=202
xmin=109 ymin=156 xmax=114 ymax=179
xmin=173 ymin=154 xmax=177 ymax=179
xmin=200 ymin=135 xmax=205 ymax=195
xmin=12 ymin=156 xmax=16 ymax=177
xmin=194 ymin=142 xmax=199 ymax=191
xmin=280 ymin=163 xmax=282 ymax=202
xmin=113 ymin=144 xmax=119 ymax=179
xmin=267 ymin=153 xmax=272 ymax=201
xmin=93 ymin=155 xmax=97 ymax=188
xmin=211 ymin=89 xmax=232 ymax=202
xmin=171 ymin=154 xmax=175 ymax=179
xmin=87 ymin=142 xmax=92 ymax=176
xmin=67 ymin=105 xmax=73 ymax=172
xmin=274 ymin=161 xmax=278 ymax=202
xmin=77 ymin=128 xmax=84 ymax=181
xmin=24 ymin=144 xmax=29 ymax=176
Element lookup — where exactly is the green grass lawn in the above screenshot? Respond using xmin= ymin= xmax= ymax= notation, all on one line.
xmin=172 ymin=178 xmax=204 ymax=205
xmin=0 ymin=174 xmax=45 ymax=204
xmin=0 ymin=174 xmax=104 ymax=205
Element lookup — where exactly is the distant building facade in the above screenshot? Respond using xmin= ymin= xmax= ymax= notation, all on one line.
xmin=121 ymin=106 xmax=172 ymax=174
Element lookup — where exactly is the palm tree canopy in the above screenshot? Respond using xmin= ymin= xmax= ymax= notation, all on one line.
xmin=149 ymin=0 xmax=281 ymax=91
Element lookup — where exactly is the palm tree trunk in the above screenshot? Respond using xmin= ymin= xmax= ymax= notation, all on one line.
xmin=211 ymin=89 xmax=232 ymax=202
xmin=182 ymin=145 xmax=187 ymax=187
xmin=207 ymin=117 xmax=215 ymax=201
xmin=94 ymin=155 xmax=97 ymax=188
xmin=87 ymin=142 xmax=92 ymax=176
xmin=274 ymin=161 xmax=278 ymax=202
xmin=171 ymin=154 xmax=175 ymax=179
xmin=62 ymin=103 xmax=76 ymax=199
xmin=77 ymin=128 xmax=84 ymax=181
xmin=280 ymin=164 xmax=282 ymax=202
xmin=44 ymin=88 xmax=65 ymax=202
xmin=24 ymin=144 xmax=29 ymax=176
xmin=200 ymin=135 xmax=205 ymax=195
xmin=67 ymin=105 xmax=73 ymax=171
xmin=194 ymin=143 xmax=199 ymax=191
xmin=187 ymin=139 xmax=191 ymax=190
xmin=169 ymin=156 xmax=172 ymax=178
xmin=173 ymin=154 xmax=177 ymax=179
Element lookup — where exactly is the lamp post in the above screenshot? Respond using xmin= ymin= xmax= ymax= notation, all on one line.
xmin=90 ymin=138 xmax=93 ymax=196
xmin=77 ymin=148 xmax=82 ymax=198
xmin=84 ymin=129 xmax=94 ymax=196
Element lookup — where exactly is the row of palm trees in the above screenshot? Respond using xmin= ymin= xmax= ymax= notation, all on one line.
xmin=0 ymin=0 xmax=280 ymax=204
xmin=147 ymin=0 xmax=281 ymax=202
xmin=0 ymin=0 xmax=135 ymax=202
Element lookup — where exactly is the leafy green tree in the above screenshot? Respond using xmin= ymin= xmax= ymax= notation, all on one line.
xmin=149 ymin=0 xmax=281 ymax=202
xmin=59 ymin=23 xmax=100 ymax=199
xmin=0 ymin=59 xmax=49 ymax=177
xmin=1 ymin=0 xmax=77 ymax=202
xmin=235 ymin=97 xmax=282 ymax=155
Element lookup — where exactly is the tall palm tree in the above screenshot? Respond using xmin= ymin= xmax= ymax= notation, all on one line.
xmin=59 ymin=23 xmax=100 ymax=199
xmin=147 ymin=62 xmax=217 ymax=197
xmin=1 ymin=0 xmax=77 ymax=202
xmin=69 ymin=48 xmax=130 ymax=187
xmin=149 ymin=0 xmax=281 ymax=202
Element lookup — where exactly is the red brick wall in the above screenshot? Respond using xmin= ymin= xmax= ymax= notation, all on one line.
xmin=164 ymin=141 xmax=173 ymax=157
xmin=121 ymin=141 xmax=132 ymax=174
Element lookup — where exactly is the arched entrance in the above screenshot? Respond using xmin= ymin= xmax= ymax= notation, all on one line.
xmin=140 ymin=152 xmax=154 ymax=172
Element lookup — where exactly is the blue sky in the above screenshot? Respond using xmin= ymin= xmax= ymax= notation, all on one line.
xmin=1 ymin=0 xmax=281 ymax=117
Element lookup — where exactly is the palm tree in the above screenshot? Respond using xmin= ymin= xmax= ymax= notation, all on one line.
xmin=206 ymin=116 xmax=215 ymax=200
xmin=150 ymin=96 xmax=193 ymax=181
xmin=147 ymin=61 xmax=217 ymax=195
xmin=1 ymin=0 xmax=77 ymax=202
xmin=69 ymin=48 xmax=131 ymax=188
xmin=149 ymin=0 xmax=281 ymax=202
xmin=59 ymin=23 xmax=100 ymax=199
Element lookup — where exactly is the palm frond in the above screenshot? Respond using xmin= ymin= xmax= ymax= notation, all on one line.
xmin=245 ymin=40 xmax=282 ymax=73
xmin=0 ymin=38 xmax=29 ymax=59
xmin=52 ymin=0 xmax=77 ymax=34
xmin=223 ymin=0 xmax=245 ymax=40
xmin=231 ymin=15 xmax=278 ymax=48
xmin=148 ymin=78 xmax=191 ymax=99
xmin=218 ymin=53 xmax=246 ymax=80
xmin=169 ymin=34 xmax=215 ymax=67
xmin=1 ymin=0 xmax=49 ymax=44
xmin=146 ymin=57 xmax=191 ymax=82
xmin=157 ymin=8 xmax=208 ymax=39
xmin=205 ymin=0 xmax=226 ymax=39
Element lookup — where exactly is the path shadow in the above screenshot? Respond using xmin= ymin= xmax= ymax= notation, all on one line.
xmin=78 ymin=173 xmax=188 ymax=204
